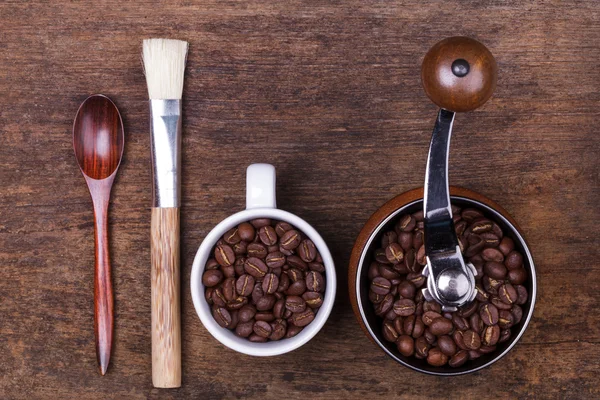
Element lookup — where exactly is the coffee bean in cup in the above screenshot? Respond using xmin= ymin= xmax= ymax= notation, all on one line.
xmin=203 ymin=219 xmax=326 ymax=341
xmin=367 ymin=205 xmax=528 ymax=368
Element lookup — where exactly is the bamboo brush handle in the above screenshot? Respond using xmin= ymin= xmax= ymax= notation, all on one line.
xmin=151 ymin=207 xmax=181 ymax=388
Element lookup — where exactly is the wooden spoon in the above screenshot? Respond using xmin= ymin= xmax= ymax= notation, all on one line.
xmin=73 ymin=94 xmax=124 ymax=375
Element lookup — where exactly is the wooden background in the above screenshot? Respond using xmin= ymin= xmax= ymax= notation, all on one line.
xmin=1 ymin=1 xmax=598 ymax=399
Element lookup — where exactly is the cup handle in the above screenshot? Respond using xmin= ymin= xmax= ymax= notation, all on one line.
xmin=246 ymin=163 xmax=277 ymax=210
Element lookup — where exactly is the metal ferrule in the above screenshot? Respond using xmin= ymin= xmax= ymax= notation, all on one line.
xmin=150 ymin=99 xmax=181 ymax=208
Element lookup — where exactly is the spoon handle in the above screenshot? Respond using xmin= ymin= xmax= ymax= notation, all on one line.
xmin=151 ymin=207 xmax=181 ymax=388
xmin=91 ymin=184 xmax=114 ymax=376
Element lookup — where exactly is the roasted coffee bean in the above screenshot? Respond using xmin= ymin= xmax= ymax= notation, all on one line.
xmin=279 ymin=247 xmax=294 ymax=256
xmin=379 ymin=265 xmax=400 ymax=280
xmin=369 ymin=290 xmax=383 ymax=304
xmin=508 ymin=268 xmax=527 ymax=285
xmin=385 ymin=243 xmax=404 ymax=264
xmin=469 ymin=313 xmax=483 ymax=333
xmin=229 ymin=310 xmax=240 ymax=329
xmin=498 ymin=283 xmax=518 ymax=305
xmin=239 ymin=305 xmax=257 ymax=322
xmin=221 ymin=264 xmax=235 ymax=279
xmin=277 ymin=273 xmax=290 ymax=293
xmin=383 ymin=320 xmax=399 ymax=342
xmin=253 ymin=320 xmax=272 ymax=338
xmin=202 ymin=269 xmax=223 ymax=287
xmin=490 ymin=296 xmax=513 ymax=310
xmin=393 ymin=317 xmax=404 ymax=335
xmin=286 ymin=324 xmax=304 ymax=338
xmin=449 ymin=350 xmax=469 ymax=367
xmin=237 ymin=222 xmax=255 ymax=242
xmin=397 ymin=280 xmax=416 ymax=299
xmin=371 ymin=277 xmax=392 ymax=295
xmin=398 ymin=232 xmax=413 ymax=252
xmin=471 ymin=219 xmax=493 ymax=234
xmin=423 ymin=301 xmax=442 ymax=313
xmin=265 ymin=252 xmax=286 ymax=269
xmin=491 ymin=223 xmax=503 ymax=239
xmin=458 ymin=236 xmax=468 ymax=254
xmin=215 ymin=244 xmax=235 ymax=267
xmin=368 ymin=262 xmax=381 ymax=280
xmin=462 ymin=208 xmax=484 ymax=222
xmin=213 ymin=307 xmax=232 ymax=328
xmin=498 ymin=310 xmax=514 ymax=329
xmin=306 ymin=271 xmax=325 ymax=292
xmin=413 ymin=230 xmax=424 ymax=250
xmin=468 ymin=350 xmax=482 ymax=360
xmin=453 ymin=330 xmax=468 ymax=350
xmin=250 ymin=218 xmax=271 ymax=228
xmin=270 ymin=319 xmax=287 ymax=341
xmin=275 ymin=221 xmax=293 ymax=237
xmin=244 ymin=257 xmax=268 ymax=278
xmin=285 ymin=296 xmax=306 ymax=313
xmin=412 ymin=318 xmax=425 ymax=338
xmin=511 ymin=305 xmax=524 ymax=324
xmin=416 ymin=245 xmax=427 ymax=265
xmin=247 ymin=243 xmax=268 ymax=259
xmin=396 ymin=214 xmax=416 ymax=233
xmin=430 ymin=318 xmax=453 ymax=336
xmin=407 ymin=272 xmax=426 ymax=288
xmin=515 ymin=285 xmax=528 ymax=305
xmin=287 ymin=268 xmax=303 ymax=282
xmin=402 ymin=248 xmax=417 ymax=273
xmin=280 ymin=229 xmax=302 ymax=250
xmin=223 ymin=228 xmax=241 ymax=245
xmin=427 ymin=348 xmax=448 ymax=367
xmin=474 ymin=284 xmax=488 ymax=302
xmin=480 ymin=232 xmax=500 ymax=248
xmin=286 ymin=280 xmax=307 ymax=296
xmin=403 ymin=315 xmax=416 ymax=336
xmin=222 ymin=278 xmax=236 ymax=301
xmin=483 ymin=261 xmax=507 ymax=280
xmin=303 ymin=292 xmax=324 ymax=309
xmin=212 ymin=287 xmax=227 ymax=307
xmin=415 ymin=336 xmax=430 ymax=358
xmin=206 ymin=258 xmax=220 ymax=270
xmin=480 ymin=345 xmax=497 ymax=354
xmin=499 ymin=329 xmax=512 ymax=343
xmin=251 ymin=284 xmax=266 ymax=304
xmin=505 ymin=250 xmax=523 ymax=270
xmin=374 ymin=248 xmax=390 ymax=264
xmin=262 ymin=273 xmax=279 ymax=294
xmin=287 ymin=256 xmax=308 ymax=271
xmin=256 ymin=225 xmax=276 ymax=246
xmin=482 ymin=325 xmax=500 ymax=346
xmin=424 ymin=328 xmax=437 ymax=345
xmin=458 ymin=301 xmax=479 ymax=318
xmin=393 ymin=299 xmax=416 ymax=317
xmin=233 ymin=241 xmax=248 ymax=256
xmin=234 ymin=258 xmax=246 ymax=276
xmin=438 ymin=335 xmax=457 ymax=356
xmin=255 ymin=312 xmax=275 ymax=322
xmin=455 ymin=220 xmax=468 ymax=236
xmin=482 ymin=248 xmax=504 ymax=262
xmin=397 ymin=335 xmax=415 ymax=356
xmin=205 ymin=287 xmax=215 ymax=305
xmin=309 ymin=262 xmax=325 ymax=273
xmin=422 ymin=311 xmax=443 ymax=326
xmin=463 ymin=330 xmax=481 ymax=350
xmin=272 ymin=299 xmax=285 ymax=319
xmin=375 ymin=294 xmax=394 ymax=316
xmin=381 ymin=231 xmax=398 ymax=248
xmin=298 ymin=239 xmax=317 ymax=262
xmin=498 ymin=237 xmax=515 ymax=255
xmin=236 ymin=320 xmax=254 ymax=337
xmin=452 ymin=314 xmax=470 ymax=331
xmin=483 ymin=275 xmax=502 ymax=295
xmin=292 ymin=308 xmax=315 ymax=327
xmin=256 ymin=295 xmax=276 ymax=311
xmin=480 ymin=304 xmax=499 ymax=326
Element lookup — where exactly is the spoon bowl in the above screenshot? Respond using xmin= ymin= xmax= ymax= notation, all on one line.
xmin=73 ymin=94 xmax=124 ymax=375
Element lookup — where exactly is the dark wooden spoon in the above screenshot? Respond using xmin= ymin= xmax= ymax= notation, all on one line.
xmin=73 ymin=94 xmax=124 ymax=375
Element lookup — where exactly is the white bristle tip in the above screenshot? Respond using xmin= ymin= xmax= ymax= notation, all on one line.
xmin=142 ymin=39 xmax=189 ymax=100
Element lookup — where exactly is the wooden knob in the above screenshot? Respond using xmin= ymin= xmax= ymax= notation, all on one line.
xmin=421 ymin=37 xmax=497 ymax=112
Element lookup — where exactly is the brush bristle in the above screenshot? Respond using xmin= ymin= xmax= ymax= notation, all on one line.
xmin=142 ymin=39 xmax=189 ymax=100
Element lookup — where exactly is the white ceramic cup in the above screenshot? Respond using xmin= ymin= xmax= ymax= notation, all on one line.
xmin=191 ymin=163 xmax=337 ymax=356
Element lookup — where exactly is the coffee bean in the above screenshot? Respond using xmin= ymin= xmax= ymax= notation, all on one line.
xmin=223 ymin=228 xmax=241 ymax=245
xmin=239 ymin=305 xmax=256 ymax=322
xmin=306 ymin=271 xmax=325 ymax=292
xmin=215 ymin=244 xmax=235 ymax=267
xmin=262 ymin=273 xmax=279 ymax=294
xmin=413 ymin=230 xmax=424 ymax=250
xmin=480 ymin=232 xmax=500 ymax=248
xmin=511 ymin=305 xmax=524 ymax=324
xmin=277 ymin=273 xmax=290 ymax=293
xmin=449 ymin=350 xmax=469 ymax=367
xmin=482 ymin=325 xmax=500 ymax=346
xmin=482 ymin=248 xmax=504 ymax=262
xmin=438 ymin=335 xmax=457 ymax=356
xmin=371 ymin=277 xmax=392 ymax=295
xmin=462 ymin=208 xmax=484 ymax=222
xmin=397 ymin=280 xmax=416 ymax=299
xmin=458 ymin=301 xmax=478 ymax=318
xmin=237 ymin=222 xmax=255 ymax=242
xmin=233 ymin=241 xmax=248 ymax=256
xmin=424 ymin=328 xmax=437 ymax=345
xmin=286 ymin=280 xmax=307 ymax=296
xmin=412 ymin=317 xmax=425 ymax=338
xmin=463 ymin=330 xmax=481 ymax=350
xmin=393 ymin=299 xmax=416 ymax=317
xmin=383 ymin=320 xmax=399 ymax=342
xmin=385 ymin=243 xmax=404 ymax=264
xmin=205 ymin=287 xmax=214 ymax=305
xmin=422 ymin=311 xmax=443 ymax=326
xmin=452 ymin=314 xmax=470 ymax=331
xmin=213 ymin=307 xmax=232 ymax=328
xmin=368 ymin=262 xmax=381 ymax=280
xmin=286 ymin=325 xmax=304 ymax=338
xmin=275 ymin=221 xmax=293 ymax=237
xmin=498 ymin=283 xmax=518 ymax=305
xmin=247 ymin=243 xmax=267 ymax=259
xmin=280 ymin=247 xmax=294 ymax=256
xmin=379 ymin=265 xmax=401 ymax=280
xmin=480 ymin=304 xmax=499 ymax=326
xmin=244 ymin=257 xmax=268 ymax=278
xmin=455 ymin=220 xmax=468 ymax=236
xmin=375 ymin=294 xmax=394 ymax=316
xmin=287 ymin=268 xmax=303 ymax=282
xmin=212 ymin=287 xmax=227 ymax=307
xmin=287 ymin=255 xmax=308 ymax=271
xmin=498 ymin=237 xmax=515 ymax=256
xmin=416 ymin=245 xmax=427 ymax=265
xmin=403 ymin=315 xmax=416 ymax=336
xmin=499 ymin=329 xmax=512 ymax=343
xmin=407 ymin=272 xmax=426 ymax=288
xmin=515 ymin=285 xmax=528 ymax=305
xmin=508 ymin=268 xmax=527 ymax=285
xmin=483 ymin=261 xmax=507 ymax=280
xmin=250 ymin=218 xmax=271 ymax=228
xmin=427 ymin=348 xmax=448 ymax=366
xmin=309 ymin=262 xmax=325 ymax=273
xmin=483 ymin=275 xmax=502 ymax=294
xmin=469 ymin=313 xmax=483 ymax=333
xmin=453 ymin=330 xmax=468 ymax=350
xmin=234 ymin=258 xmax=246 ymax=276
xmin=283 ymin=309 xmax=292 ymax=319
xmin=430 ymin=318 xmax=453 ymax=336
xmin=471 ymin=219 xmax=493 ymax=234
xmin=298 ymin=239 xmax=317 ymax=262
xmin=381 ymin=231 xmax=398 ymax=248
xmin=202 ymin=269 xmax=223 ymax=287
xmin=272 ymin=299 xmax=285 ymax=319
xmin=369 ymin=290 xmax=383 ymax=304
xmin=256 ymin=295 xmax=276 ymax=311
xmin=303 ymin=292 xmax=324 ymax=309
xmin=235 ymin=320 xmax=254 ymax=337
xmin=285 ymin=296 xmax=306 ymax=313
xmin=269 ymin=319 xmax=287 ymax=341
xmin=397 ymin=335 xmax=415 ymax=356
xmin=264 ymin=252 xmax=286 ymax=269
xmin=475 ymin=284 xmax=489 ymax=302
xmin=253 ymin=320 xmax=272 ymax=338
xmin=423 ymin=301 xmax=442 ymax=313
xmin=206 ymin=258 xmax=219 ymax=270
xmin=255 ymin=312 xmax=275 ymax=322
xmin=415 ymin=336 xmax=430 ymax=358
xmin=222 ymin=264 xmax=235 ymax=279
xmin=505 ymin=250 xmax=523 ymax=270
xmin=222 ymin=277 xmax=236 ymax=301
xmin=498 ymin=310 xmax=514 ymax=329
xmin=292 ymin=308 xmax=315 ymax=327
xmin=280 ymin=229 xmax=302 ymax=250
xmin=393 ymin=317 xmax=404 ymax=335
xmin=490 ymin=296 xmax=512 ymax=310
xmin=252 ymin=283 xmax=265 ymax=303
xmin=258 ymin=226 xmax=278 ymax=246
xmin=398 ymin=232 xmax=413 ymax=252
xmin=396 ymin=214 xmax=416 ymax=233
xmin=468 ymin=350 xmax=482 ymax=360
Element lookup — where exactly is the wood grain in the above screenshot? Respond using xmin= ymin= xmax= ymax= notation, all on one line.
xmin=0 ymin=0 xmax=599 ymax=399
xmin=151 ymin=207 xmax=181 ymax=388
